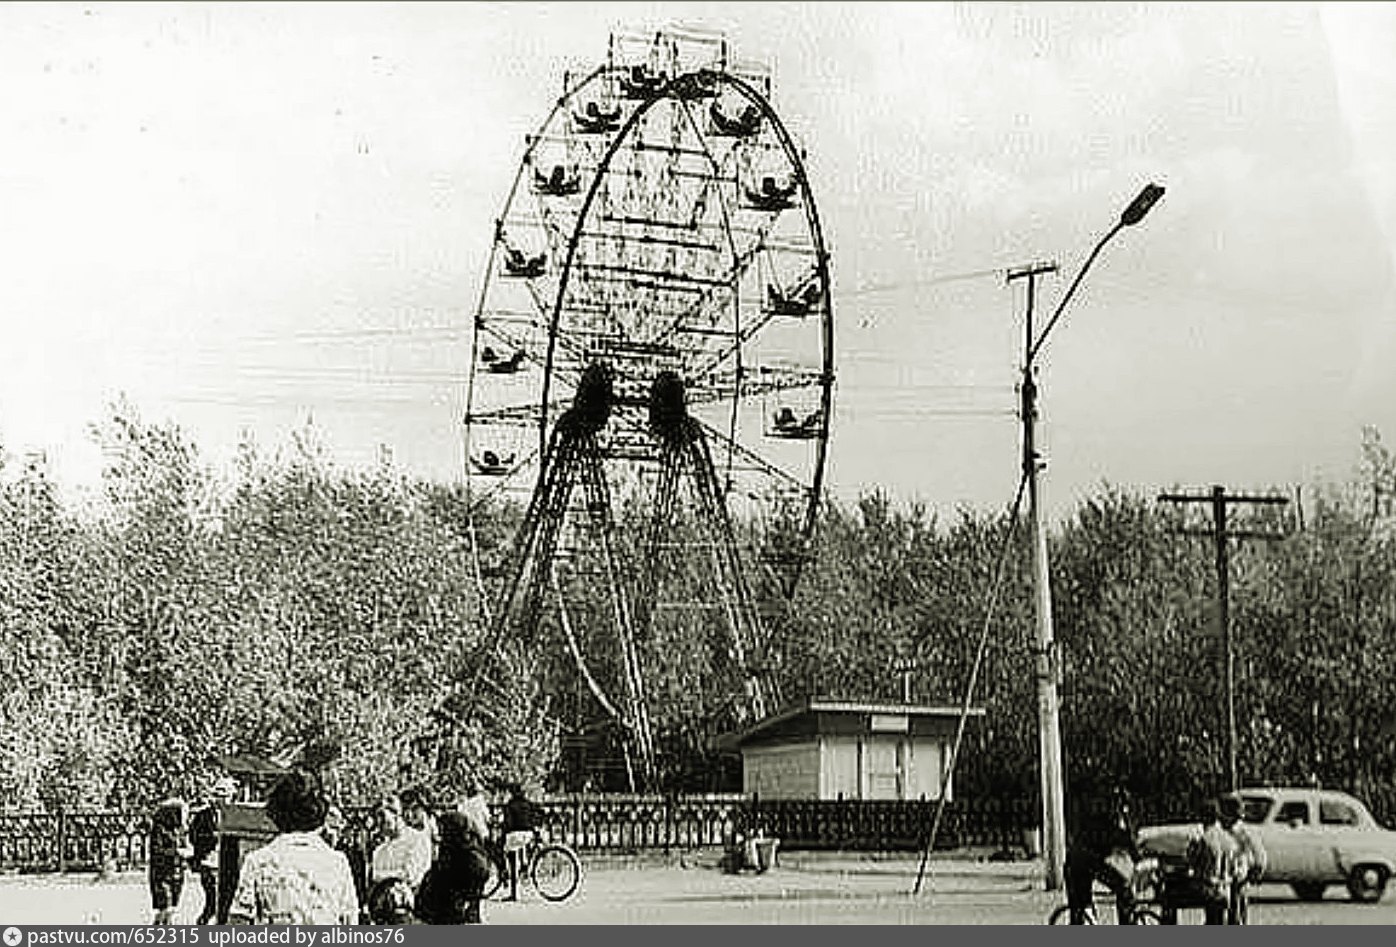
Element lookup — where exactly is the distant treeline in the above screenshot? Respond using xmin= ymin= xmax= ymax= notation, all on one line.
xmin=4 ymin=399 xmax=1396 ymax=826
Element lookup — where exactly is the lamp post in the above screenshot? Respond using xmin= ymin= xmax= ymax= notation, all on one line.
xmin=1011 ymin=182 xmax=1164 ymax=892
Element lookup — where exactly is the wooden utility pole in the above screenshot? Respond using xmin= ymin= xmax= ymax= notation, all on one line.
xmin=1159 ymin=485 xmax=1289 ymax=791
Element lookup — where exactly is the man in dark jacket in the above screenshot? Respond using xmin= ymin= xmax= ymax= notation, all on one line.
xmin=1064 ymin=787 xmax=1141 ymax=924
xmin=189 ymin=777 xmax=236 ymax=924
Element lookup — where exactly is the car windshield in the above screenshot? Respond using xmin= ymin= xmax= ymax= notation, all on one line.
xmin=1238 ymin=794 xmax=1273 ymax=824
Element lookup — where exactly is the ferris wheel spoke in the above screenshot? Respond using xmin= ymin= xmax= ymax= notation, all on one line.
xmin=464 ymin=400 xmax=571 ymax=427
xmin=690 ymin=415 xmax=813 ymax=496
xmin=646 ymin=152 xmax=750 ymax=346
xmin=578 ymin=226 xmax=720 ymax=253
xmin=632 ymin=439 xmax=685 ymax=634
xmin=655 ymin=230 xmax=805 ymax=358
xmin=684 ymin=286 xmax=819 ymax=382
xmin=681 ymin=366 xmax=827 ymax=412
xmin=552 ymin=566 xmax=636 ymax=732
xmin=680 ymin=430 xmax=775 ymax=721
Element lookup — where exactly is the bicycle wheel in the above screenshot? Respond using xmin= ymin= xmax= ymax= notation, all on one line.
xmin=531 ymin=844 xmax=582 ymax=902
xmin=1131 ymin=908 xmax=1163 ymax=925
xmin=1048 ymin=904 xmax=1106 ymax=925
xmin=481 ymin=845 xmax=508 ymax=900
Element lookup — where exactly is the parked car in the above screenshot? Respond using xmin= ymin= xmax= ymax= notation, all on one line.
xmin=1136 ymin=787 xmax=1396 ymax=903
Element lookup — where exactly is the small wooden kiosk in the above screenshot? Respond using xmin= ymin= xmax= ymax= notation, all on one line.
xmin=213 ymin=754 xmax=286 ymax=923
xmin=729 ymin=698 xmax=985 ymax=801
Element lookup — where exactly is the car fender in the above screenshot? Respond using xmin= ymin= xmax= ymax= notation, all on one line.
xmin=1334 ymin=847 xmax=1396 ymax=876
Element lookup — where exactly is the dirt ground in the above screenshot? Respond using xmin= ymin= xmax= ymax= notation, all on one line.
xmin=2 ymin=853 xmax=1394 ymax=925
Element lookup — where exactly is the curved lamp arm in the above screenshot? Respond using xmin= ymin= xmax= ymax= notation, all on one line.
xmin=1028 ymin=182 xmax=1165 ymax=363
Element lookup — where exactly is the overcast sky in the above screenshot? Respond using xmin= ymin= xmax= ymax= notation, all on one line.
xmin=2 ymin=1 xmax=1394 ymax=521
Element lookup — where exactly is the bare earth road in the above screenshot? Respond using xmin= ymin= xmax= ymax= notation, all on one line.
xmin=2 ymin=854 xmax=1395 ymax=926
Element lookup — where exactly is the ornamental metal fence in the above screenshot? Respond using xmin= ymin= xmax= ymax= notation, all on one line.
xmin=0 ymin=794 xmax=1036 ymax=873
xmin=0 ymin=810 xmax=149 ymax=873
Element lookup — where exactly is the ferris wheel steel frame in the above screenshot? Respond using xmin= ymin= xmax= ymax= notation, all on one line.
xmin=462 ymin=30 xmax=835 ymax=790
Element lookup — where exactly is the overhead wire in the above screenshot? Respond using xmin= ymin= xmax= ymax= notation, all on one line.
xmin=135 ymin=259 xmax=1027 ymax=431
xmin=913 ymin=468 xmax=1028 ymax=896
xmin=833 ymin=265 xmax=1008 ymax=301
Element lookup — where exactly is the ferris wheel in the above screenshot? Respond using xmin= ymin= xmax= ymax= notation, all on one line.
xmin=462 ymin=27 xmax=834 ymax=788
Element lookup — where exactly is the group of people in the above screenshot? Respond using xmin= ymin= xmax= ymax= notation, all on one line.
xmin=364 ymin=777 xmax=493 ymax=925
xmin=147 ymin=777 xmax=238 ymax=925
xmin=1066 ymin=790 xmax=1265 ymax=925
xmin=1188 ymin=795 xmax=1267 ymax=925
xmin=147 ymin=769 xmax=542 ymax=927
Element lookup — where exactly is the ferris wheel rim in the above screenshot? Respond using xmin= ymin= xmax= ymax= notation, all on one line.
xmin=465 ymin=57 xmax=836 ymax=595
xmin=462 ymin=64 xmax=612 ymax=498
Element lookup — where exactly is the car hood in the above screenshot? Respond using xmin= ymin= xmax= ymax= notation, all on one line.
xmin=1136 ymin=822 xmax=1203 ymax=860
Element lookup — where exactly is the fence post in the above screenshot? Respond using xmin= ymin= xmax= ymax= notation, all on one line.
xmin=55 ymin=810 xmax=67 ymax=873
xmin=662 ymin=794 xmax=671 ymax=855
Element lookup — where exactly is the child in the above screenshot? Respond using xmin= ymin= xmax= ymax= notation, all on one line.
xmin=149 ymin=798 xmax=191 ymax=925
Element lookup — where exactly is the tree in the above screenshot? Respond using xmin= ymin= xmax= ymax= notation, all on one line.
xmin=0 ymin=447 xmax=134 ymax=808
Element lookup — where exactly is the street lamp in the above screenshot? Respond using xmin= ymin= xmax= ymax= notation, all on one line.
xmin=1011 ymin=182 xmax=1164 ymax=892
xmin=1029 ymin=183 xmax=1166 ymax=363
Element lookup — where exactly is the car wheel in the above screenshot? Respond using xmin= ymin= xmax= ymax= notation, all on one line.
xmin=1346 ymin=864 xmax=1389 ymax=903
xmin=1292 ymin=881 xmax=1327 ymax=902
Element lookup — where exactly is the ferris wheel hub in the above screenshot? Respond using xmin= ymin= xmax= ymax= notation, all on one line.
xmin=560 ymin=362 xmax=614 ymax=436
xmin=648 ymin=370 xmax=695 ymax=446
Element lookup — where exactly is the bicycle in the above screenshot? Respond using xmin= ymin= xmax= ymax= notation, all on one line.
xmin=1047 ymin=901 xmax=1162 ymax=925
xmin=1047 ymin=859 xmax=1164 ymax=925
xmin=482 ymin=828 xmax=583 ymax=902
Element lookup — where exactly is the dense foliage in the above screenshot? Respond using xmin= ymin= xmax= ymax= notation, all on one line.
xmin=4 ymin=402 xmax=1396 ymax=827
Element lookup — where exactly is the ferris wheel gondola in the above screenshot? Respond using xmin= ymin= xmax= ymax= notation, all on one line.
xmin=574 ymin=100 xmax=623 ymax=134
xmin=744 ymin=175 xmax=799 ymax=212
xmin=533 ymin=164 xmax=583 ymax=197
xmin=710 ymin=99 xmax=763 ymax=138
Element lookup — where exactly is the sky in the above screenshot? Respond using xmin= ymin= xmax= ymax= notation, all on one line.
xmin=2 ymin=1 xmax=1395 ymax=523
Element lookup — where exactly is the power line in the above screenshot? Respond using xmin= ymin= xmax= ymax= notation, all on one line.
xmin=166 ymin=390 xmax=457 ymax=408
xmin=836 ymin=266 xmax=1008 ymax=300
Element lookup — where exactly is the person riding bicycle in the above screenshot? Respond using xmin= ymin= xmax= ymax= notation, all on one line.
xmin=501 ymin=782 xmax=541 ymax=901
xmin=1064 ymin=786 xmax=1141 ymax=924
